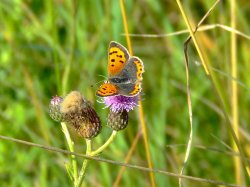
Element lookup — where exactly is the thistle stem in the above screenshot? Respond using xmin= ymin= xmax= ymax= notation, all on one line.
xmin=89 ymin=130 xmax=117 ymax=156
xmin=76 ymin=139 xmax=92 ymax=187
xmin=75 ymin=130 xmax=117 ymax=186
xmin=61 ymin=122 xmax=78 ymax=186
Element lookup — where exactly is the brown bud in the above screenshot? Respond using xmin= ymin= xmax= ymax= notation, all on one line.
xmin=60 ymin=91 xmax=101 ymax=139
xmin=107 ymin=109 xmax=128 ymax=131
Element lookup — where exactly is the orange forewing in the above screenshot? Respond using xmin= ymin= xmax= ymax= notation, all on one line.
xmin=97 ymin=41 xmax=144 ymax=97
xmin=108 ymin=44 xmax=129 ymax=76
xmin=96 ymin=83 xmax=118 ymax=97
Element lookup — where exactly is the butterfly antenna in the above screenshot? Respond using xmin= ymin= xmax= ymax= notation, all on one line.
xmin=97 ymin=74 xmax=108 ymax=79
xmin=94 ymin=80 xmax=105 ymax=86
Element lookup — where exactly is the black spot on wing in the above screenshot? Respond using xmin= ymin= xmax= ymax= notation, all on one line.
xmin=109 ymin=51 xmax=118 ymax=55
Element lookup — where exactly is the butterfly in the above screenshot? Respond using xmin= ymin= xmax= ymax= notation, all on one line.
xmin=96 ymin=41 xmax=144 ymax=97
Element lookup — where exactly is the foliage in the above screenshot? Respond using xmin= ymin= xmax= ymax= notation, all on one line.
xmin=0 ymin=0 xmax=249 ymax=186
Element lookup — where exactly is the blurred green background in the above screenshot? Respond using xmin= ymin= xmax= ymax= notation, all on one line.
xmin=0 ymin=0 xmax=249 ymax=186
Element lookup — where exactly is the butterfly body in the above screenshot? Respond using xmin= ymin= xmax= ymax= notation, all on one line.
xmin=96 ymin=41 xmax=144 ymax=97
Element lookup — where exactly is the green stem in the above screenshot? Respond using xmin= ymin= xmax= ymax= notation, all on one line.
xmin=74 ymin=130 xmax=118 ymax=186
xmin=89 ymin=130 xmax=117 ymax=156
xmin=76 ymin=139 xmax=92 ymax=187
xmin=61 ymin=122 xmax=78 ymax=186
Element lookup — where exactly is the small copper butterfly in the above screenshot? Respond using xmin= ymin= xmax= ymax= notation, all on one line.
xmin=96 ymin=41 xmax=144 ymax=97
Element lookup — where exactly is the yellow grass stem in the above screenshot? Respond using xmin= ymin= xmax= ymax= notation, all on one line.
xmin=119 ymin=1 xmax=156 ymax=186
xmin=120 ymin=0 xmax=132 ymax=55
xmin=176 ymin=0 xmax=250 ymax=181
xmin=177 ymin=1 xmax=220 ymax=186
xmin=175 ymin=0 xmax=209 ymax=75
xmin=230 ymin=0 xmax=242 ymax=185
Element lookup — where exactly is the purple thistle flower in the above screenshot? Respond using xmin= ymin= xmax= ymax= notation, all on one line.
xmin=101 ymin=95 xmax=139 ymax=113
xmin=50 ymin=96 xmax=63 ymax=106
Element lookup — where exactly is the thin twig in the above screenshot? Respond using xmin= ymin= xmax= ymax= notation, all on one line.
xmin=0 ymin=135 xmax=242 ymax=187
xmin=177 ymin=0 xmax=221 ymax=186
xmin=176 ymin=0 xmax=250 ymax=181
xmin=165 ymin=144 xmax=250 ymax=162
xmin=123 ymin=24 xmax=250 ymax=40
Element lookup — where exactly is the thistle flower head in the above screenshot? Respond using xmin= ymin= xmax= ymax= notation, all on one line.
xmin=101 ymin=95 xmax=139 ymax=113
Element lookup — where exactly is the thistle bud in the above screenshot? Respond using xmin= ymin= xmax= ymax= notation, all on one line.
xmin=49 ymin=96 xmax=65 ymax=122
xmin=61 ymin=91 xmax=102 ymax=139
xmin=107 ymin=109 xmax=128 ymax=131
